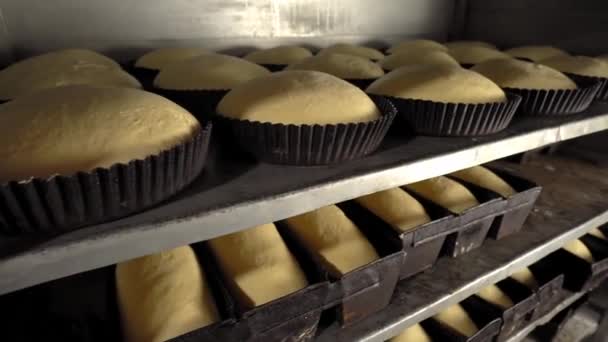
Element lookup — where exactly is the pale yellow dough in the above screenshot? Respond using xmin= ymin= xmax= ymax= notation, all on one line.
xmin=116 ymin=246 xmax=220 ymax=342
xmin=510 ymin=267 xmax=539 ymax=290
xmin=285 ymin=205 xmax=380 ymax=276
xmin=541 ymin=55 xmax=608 ymax=78
xmin=319 ymin=43 xmax=385 ymax=61
xmin=434 ymin=304 xmax=479 ymax=337
xmin=135 ymin=47 xmax=210 ymax=70
xmin=387 ymin=39 xmax=448 ymax=54
xmin=380 ymin=50 xmax=459 ymax=71
xmin=477 ymin=284 xmax=515 ymax=309
xmin=563 ymin=239 xmax=595 ymax=263
xmin=0 ymin=50 xmax=139 ymax=100
xmin=355 ymin=187 xmax=431 ymax=233
xmin=448 ymin=45 xmax=511 ymax=65
xmin=0 ymin=85 xmax=199 ymax=183
xmin=445 ymin=41 xmax=498 ymax=50
xmin=505 ymin=45 xmax=568 ymax=62
xmin=472 ymin=58 xmax=577 ymax=90
xmin=390 ymin=324 xmax=432 ymax=342
xmin=367 ymin=64 xmax=506 ymax=104
xmin=450 ymin=166 xmax=517 ymax=198
xmin=154 ymin=54 xmax=271 ymax=90
xmin=208 ymin=223 xmax=308 ymax=308
xmin=217 ymin=70 xmax=381 ymax=125
xmin=589 ymin=228 xmax=607 ymax=240
xmin=286 ymin=53 xmax=384 ymax=79
xmin=244 ymin=46 xmax=313 ymax=65
xmin=404 ymin=176 xmax=479 ymax=214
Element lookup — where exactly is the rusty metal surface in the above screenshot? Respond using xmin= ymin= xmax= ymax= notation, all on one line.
xmin=316 ymin=156 xmax=608 ymax=342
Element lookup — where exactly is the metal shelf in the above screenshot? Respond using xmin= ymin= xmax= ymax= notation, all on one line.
xmin=316 ymin=157 xmax=608 ymax=342
xmin=506 ymin=291 xmax=585 ymax=342
xmin=1 ymin=107 xmax=608 ymax=296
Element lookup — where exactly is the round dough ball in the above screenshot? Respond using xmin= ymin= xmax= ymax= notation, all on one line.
xmin=285 ymin=53 xmax=384 ymax=79
xmin=367 ymin=64 xmax=506 ymax=104
xmin=380 ymin=50 xmax=459 ymax=71
xmin=445 ymin=41 xmax=497 ymax=50
xmin=472 ymin=58 xmax=576 ymax=90
xmin=217 ymin=70 xmax=381 ymax=125
xmin=243 ymin=46 xmax=313 ymax=65
xmin=541 ymin=55 xmax=608 ymax=78
xmin=154 ymin=54 xmax=271 ymax=90
xmin=0 ymin=56 xmax=140 ymax=100
xmin=387 ymin=39 xmax=447 ymax=54
xmin=505 ymin=45 xmax=568 ymax=62
xmin=135 ymin=47 xmax=210 ymax=70
xmin=319 ymin=43 xmax=385 ymax=61
xmin=0 ymin=85 xmax=199 ymax=182
xmin=448 ymin=45 xmax=511 ymax=65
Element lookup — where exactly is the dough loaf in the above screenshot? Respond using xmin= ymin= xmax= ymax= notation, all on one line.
xmin=244 ymin=46 xmax=313 ymax=65
xmin=0 ymin=85 xmax=199 ymax=183
xmin=355 ymin=187 xmax=431 ymax=233
xmin=434 ymin=304 xmax=479 ymax=337
xmin=448 ymin=45 xmax=511 ymax=65
xmin=563 ymin=239 xmax=595 ymax=263
xmin=589 ymin=228 xmax=607 ymax=240
xmin=285 ymin=205 xmax=380 ymax=276
xmin=387 ymin=39 xmax=447 ymax=54
xmin=217 ymin=70 xmax=381 ymax=125
xmin=505 ymin=45 xmax=568 ymax=62
xmin=390 ymin=324 xmax=432 ymax=342
xmin=510 ymin=267 xmax=539 ymax=290
xmin=404 ymin=176 xmax=479 ymax=214
xmin=445 ymin=41 xmax=497 ymax=50
xmin=116 ymin=246 xmax=220 ymax=342
xmin=0 ymin=51 xmax=139 ymax=100
xmin=319 ymin=43 xmax=385 ymax=61
xmin=367 ymin=64 xmax=506 ymax=104
xmin=154 ymin=53 xmax=271 ymax=90
xmin=380 ymin=50 xmax=459 ymax=71
xmin=541 ymin=55 xmax=608 ymax=78
xmin=477 ymin=285 xmax=515 ymax=309
xmin=208 ymin=223 xmax=308 ymax=308
xmin=472 ymin=58 xmax=576 ymax=90
xmin=450 ymin=166 xmax=517 ymax=198
xmin=286 ymin=53 xmax=384 ymax=79
xmin=135 ymin=47 xmax=210 ymax=70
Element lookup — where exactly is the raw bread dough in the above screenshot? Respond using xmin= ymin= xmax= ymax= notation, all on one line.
xmin=0 ymin=85 xmax=199 ymax=183
xmin=319 ymin=43 xmax=385 ymax=61
xmin=355 ymin=187 xmax=431 ymax=233
xmin=472 ymin=58 xmax=577 ymax=90
xmin=477 ymin=284 xmax=515 ymax=309
xmin=563 ymin=239 xmax=595 ymax=263
xmin=390 ymin=324 xmax=432 ymax=342
xmin=445 ymin=41 xmax=497 ymax=50
xmin=244 ymin=46 xmax=313 ymax=65
xmin=434 ymin=304 xmax=479 ymax=337
xmin=285 ymin=205 xmax=380 ymax=276
xmin=286 ymin=53 xmax=384 ymax=79
xmin=510 ymin=267 xmax=539 ymax=290
xmin=135 ymin=47 xmax=210 ymax=70
xmin=404 ymin=176 xmax=479 ymax=214
xmin=116 ymin=246 xmax=220 ymax=342
xmin=450 ymin=166 xmax=517 ymax=198
xmin=208 ymin=223 xmax=308 ymax=308
xmin=387 ymin=39 xmax=448 ymax=54
xmin=448 ymin=45 xmax=511 ymax=65
xmin=154 ymin=53 xmax=271 ymax=90
xmin=217 ymin=70 xmax=381 ymax=125
xmin=541 ymin=55 xmax=608 ymax=78
xmin=589 ymin=228 xmax=607 ymax=240
xmin=380 ymin=50 xmax=459 ymax=71
xmin=505 ymin=45 xmax=568 ymax=62
xmin=367 ymin=64 xmax=506 ymax=104
xmin=0 ymin=50 xmax=139 ymax=100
